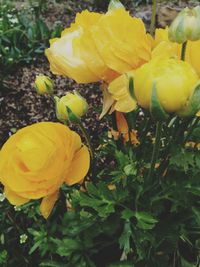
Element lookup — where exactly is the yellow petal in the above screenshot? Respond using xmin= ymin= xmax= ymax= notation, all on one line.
xmin=65 ymin=146 xmax=90 ymax=186
xmin=108 ymin=71 xmax=136 ymax=113
xmin=116 ymin=111 xmax=128 ymax=134
xmin=4 ymin=186 xmax=29 ymax=206
xmin=91 ymin=8 xmax=151 ymax=73
xmin=40 ymin=191 xmax=59 ymax=219
xmin=99 ymin=84 xmax=114 ymax=119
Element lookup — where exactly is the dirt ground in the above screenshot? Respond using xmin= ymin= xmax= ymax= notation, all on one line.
xmin=0 ymin=0 xmax=196 ymax=147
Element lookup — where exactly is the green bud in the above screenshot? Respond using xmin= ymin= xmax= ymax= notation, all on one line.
xmin=108 ymin=0 xmax=124 ymax=11
xmin=55 ymin=91 xmax=88 ymax=123
xmin=35 ymin=75 xmax=54 ymax=95
xmin=169 ymin=6 xmax=200 ymax=44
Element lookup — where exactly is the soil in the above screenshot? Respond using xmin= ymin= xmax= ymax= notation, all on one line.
xmin=0 ymin=0 xmax=196 ymax=147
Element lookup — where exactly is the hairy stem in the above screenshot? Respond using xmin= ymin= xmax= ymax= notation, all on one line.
xmin=147 ymin=121 xmax=163 ymax=180
xmin=78 ymin=122 xmax=94 ymax=160
xmin=150 ymin=0 xmax=157 ymax=36
xmin=181 ymin=41 xmax=187 ymax=61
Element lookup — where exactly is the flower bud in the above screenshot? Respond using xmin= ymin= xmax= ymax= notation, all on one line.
xmin=133 ymin=57 xmax=199 ymax=117
xmin=55 ymin=91 xmax=88 ymax=122
xmin=35 ymin=75 xmax=54 ymax=94
xmin=169 ymin=6 xmax=200 ymax=44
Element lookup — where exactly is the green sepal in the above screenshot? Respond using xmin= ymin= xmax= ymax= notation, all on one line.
xmin=108 ymin=0 xmax=124 ymax=11
xmin=66 ymin=106 xmax=81 ymax=124
xmin=54 ymin=96 xmax=63 ymax=122
xmin=44 ymin=80 xmax=54 ymax=94
xmin=128 ymin=76 xmax=136 ymax=101
xmin=177 ymin=82 xmax=200 ymax=117
xmin=150 ymin=83 xmax=169 ymax=121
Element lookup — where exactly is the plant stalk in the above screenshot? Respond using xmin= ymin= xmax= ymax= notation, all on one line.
xmin=78 ymin=121 xmax=94 ymax=160
xmin=181 ymin=41 xmax=187 ymax=61
xmin=147 ymin=121 xmax=163 ymax=180
xmin=150 ymin=0 xmax=157 ymax=36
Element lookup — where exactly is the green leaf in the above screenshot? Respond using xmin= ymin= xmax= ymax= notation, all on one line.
xmin=150 ymin=83 xmax=169 ymax=121
xmin=123 ymin=164 xmax=136 ymax=176
xmin=128 ymin=76 xmax=136 ymax=101
xmin=121 ymin=209 xmax=135 ymax=220
xmin=108 ymin=0 xmax=124 ymax=11
xmin=181 ymin=257 xmax=196 ymax=267
xmin=66 ymin=106 xmax=81 ymax=124
xmin=119 ymin=221 xmax=132 ymax=256
xmin=134 ymin=211 xmax=158 ymax=230
xmin=178 ymin=83 xmax=200 ymax=117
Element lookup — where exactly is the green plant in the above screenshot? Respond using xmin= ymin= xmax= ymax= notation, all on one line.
xmin=0 ymin=0 xmax=62 ymax=83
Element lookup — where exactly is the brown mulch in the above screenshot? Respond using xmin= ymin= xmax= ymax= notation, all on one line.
xmin=0 ymin=0 xmax=196 ymax=147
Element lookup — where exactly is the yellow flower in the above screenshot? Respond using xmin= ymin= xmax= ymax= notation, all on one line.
xmin=152 ymin=27 xmax=200 ymax=77
xmin=91 ymin=8 xmax=151 ymax=74
xmin=0 ymin=122 xmax=90 ymax=219
xmin=45 ymin=10 xmax=117 ymax=84
xmin=108 ymin=71 xmax=136 ymax=113
xmin=134 ymin=57 xmax=199 ymax=113
xmin=169 ymin=6 xmax=200 ymax=44
xmin=55 ymin=91 xmax=88 ymax=122
xmin=35 ymin=75 xmax=54 ymax=94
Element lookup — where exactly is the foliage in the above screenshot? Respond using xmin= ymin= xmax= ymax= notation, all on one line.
xmin=0 ymin=0 xmax=62 ymax=81
xmin=1 ymin=116 xmax=200 ymax=266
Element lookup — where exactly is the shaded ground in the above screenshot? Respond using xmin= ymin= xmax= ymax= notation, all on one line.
xmin=0 ymin=0 xmax=196 ymax=147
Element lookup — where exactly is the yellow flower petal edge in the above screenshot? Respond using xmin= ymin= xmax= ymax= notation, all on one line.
xmin=91 ymin=8 xmax=151 ymax=74
xmin=45 ymin=10 xmax=117 ymax=83
xmin=40 ymin=191 xmax=59 ymax=219
xmin=108 ymin=71 xmax=136 ymax=113
xmin=65 ymin=145 xmax=90 ymax=186
xmin=0 ymin=122 xmax=90 ymax=218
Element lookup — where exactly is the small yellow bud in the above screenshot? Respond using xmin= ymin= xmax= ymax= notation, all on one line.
xmin=35 ymin=75 xmax=54 ymax=94
xmin=169 ymin=6 xmax=200 ymax=44
xmin=55 ymin=91 xmax=88 ymax=122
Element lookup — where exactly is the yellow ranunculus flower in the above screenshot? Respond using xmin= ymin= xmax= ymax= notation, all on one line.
xmin=35 ymin=75 xmax=54 ymax=94
xmin=108 ymin=71 xmax=136 ymax=113
xmin=152 ymin=27 xmax=200 ymax=77
xmin=91 ymin=8 xmax=151 ymax=74
xmin=0 ymin=122 xmax=90 ymax=219
xmin=45 ymin=10 xmax=118 ymax=84
xmin=134 ymin=57 xmax=199 ymax=113
xmin=55 ymin=92 xmax=88 ymax=122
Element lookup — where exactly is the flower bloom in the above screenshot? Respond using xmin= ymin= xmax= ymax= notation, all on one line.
xmin=134 ymin=57 xmax=199 ymax=113
xmin=45 ymin=8 xmax=151 ymax=84
xmin=55 ymin=91 xmax=88 ymax=122
xmin=0 ymin=122 xmax=90 ymax=218
xmin=45 ymin=10 xmax=117 ymax=83
xmin=35 ymin=75 xmax=54 ymax=94
xmin=91 ymin=8 xmax=151 ymax=74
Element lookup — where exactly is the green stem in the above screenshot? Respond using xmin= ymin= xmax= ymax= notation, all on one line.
xmin=150 ymin=0 xmax=157 ymax=36
xmin=184 ymin=117 xmax=200 ymax=143
xmin=181 ymin=41 xmax=187 ymax=61
xmin=147 ymin=121 xmax=163 ymax=180
xmin=78 ymin=122 xmax=94 ymax=160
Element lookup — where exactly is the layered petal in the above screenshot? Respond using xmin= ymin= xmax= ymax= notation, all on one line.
xmin=0 ymin=122 xmax=90 ymax=218
xmin=65 ymin=145 xmax=90 ymax=186
xmin=91 ymin=8 xmax=151 ymax=74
